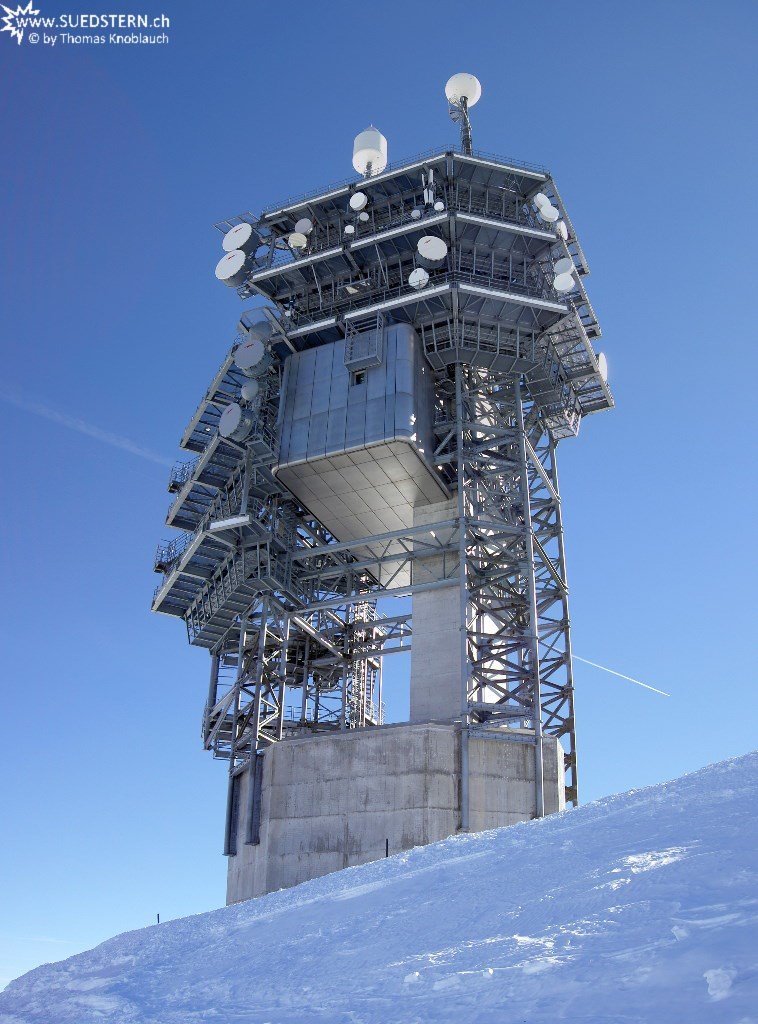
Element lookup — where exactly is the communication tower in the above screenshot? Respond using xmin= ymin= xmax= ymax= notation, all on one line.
xmin=153 ymin=75 xmax=613 ymax=901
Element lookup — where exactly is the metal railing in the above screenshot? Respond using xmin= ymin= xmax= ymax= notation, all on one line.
xmin=215 ymin=144 xmax=549 ymax=232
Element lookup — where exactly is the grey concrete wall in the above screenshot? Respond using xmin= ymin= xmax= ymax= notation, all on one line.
xmin=226 ymin=722 xmax=564 ymax=903
xmin=410 ymin=499 xmax=462 ymax=723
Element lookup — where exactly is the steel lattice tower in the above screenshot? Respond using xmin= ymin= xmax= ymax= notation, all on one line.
xmin=152 ymin=80 xmax=612 ymax=885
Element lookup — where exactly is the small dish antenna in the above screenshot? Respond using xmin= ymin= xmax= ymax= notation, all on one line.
xmin=533 ymin=193 xmax=550 ymax=210
xmin=597 ymin=352 xmax=608 ymax=383
xmin=215 ymin=250 xmax=247 ymax=288
xmin=352 ymin=126 xmax=388 ymax=177
xmin=411 ymin=208 xmax=422 ymax=220
xmin=288 ymin=231 xmax=308 ymax=250
xmin=556 ymin=220 xmax=568 ymax=241
xmin=553 ymin=272 xmax=576 ymax=293
xmin=358 ymin=211 xmax=370 ymax=222
xmin=344 ymin=224 xmax=355 ymax=235
xmin=538 ymin=204 xmax=559 ymax=223
xmin=553 ymin=257 xmax=574 ymax=275
xmin=240 ymin=379 xmax=260 ymax=403
xmin=294 ymin=218 xmax=313 ymax=235
xmin=349 ymin=191 xmax=368 ymax=212
xmin=408 ymin=267 xmax=430 ymax=290
xmin=434 ymin=200 xmax=445 ymax=212
xmin=445 ymin=73 xmax=481 ymax=155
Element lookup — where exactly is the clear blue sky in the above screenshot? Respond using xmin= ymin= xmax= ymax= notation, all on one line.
xmin=1 ymin=0 xmax=756 ymax=989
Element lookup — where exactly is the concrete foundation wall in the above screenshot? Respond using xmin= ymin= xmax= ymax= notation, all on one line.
xmin=226 ymin=722 xmax=564 ymax=903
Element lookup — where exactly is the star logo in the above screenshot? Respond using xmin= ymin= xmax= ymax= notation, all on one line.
xmin=1 ymin=1 xmax=40 ymax=44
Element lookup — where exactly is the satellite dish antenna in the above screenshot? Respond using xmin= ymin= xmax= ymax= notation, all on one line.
xmin=411 ymin=208 xmax=422 ymax=220
xmin=222 ymin=222 xmax=257 ymax=254
xmin=344 ymin=224 xmax=355 ymax=235
xmin=556 ymin=220 xmax=568 ymax=241
xmin=241 ymin=315 xmax=273 ymax=342
xmin=349 ymin=191 xmax=368 ymax=211
xmin=215 ymin=250 xmax=247 ymax=288
xmin=358 ymin=211 xmax=370 ymax=222
xmin=597 ymin=352 xmax=608 ymax=383
xmin=352 ymin=126 xmax=388 ymax=177
xmin=288 ymin=231 xmax=308 ymax=250
xmin=445 ymin=73 xmax=481 ymax=155
xmin=553 ymin=257 xmax=574 ymax=275
xmin=434 ymin=200 xmax=445 ymax=212
xmin=408 ymin=267 xmax=430 ymax=290
xmin=533 ymin=193 xmax=550 ymax=211
xmin=294 ymin=218 xmax=313 ymax=235
xmin=240 ymin=379 xmax=260 ymax=403
xmin=234 ymin=337 xmax=271 ymax=377
xmin=417 ymin=236 xmax=448 ymax=264
xmin=219 ymin=403 xmax=254 ymax=442
xmin=538 ymin=204 xmax=559 ymax=223
xmin=553 ymin=272 xmax=576 ymax=293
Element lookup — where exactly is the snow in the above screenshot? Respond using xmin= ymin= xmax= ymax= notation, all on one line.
xmin=2 ymin=751 xmax=757 ymax=1023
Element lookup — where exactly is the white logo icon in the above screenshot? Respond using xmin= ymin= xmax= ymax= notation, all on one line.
xmin=1 ymin=1 xmax=40 ymax=44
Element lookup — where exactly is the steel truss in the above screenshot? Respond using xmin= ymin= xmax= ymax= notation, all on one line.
xmin=154 ymin=145 xmax=612 ymax=847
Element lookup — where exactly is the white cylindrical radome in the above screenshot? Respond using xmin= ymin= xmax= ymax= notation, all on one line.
xmin=352 ymin=126 xmax=388 ymax=176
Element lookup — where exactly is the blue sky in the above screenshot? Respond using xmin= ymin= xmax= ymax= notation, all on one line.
xmin=1 ymin=0 xmax=756 ymax=989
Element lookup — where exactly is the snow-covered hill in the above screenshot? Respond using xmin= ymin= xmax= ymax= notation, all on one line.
xmin=2 ymin=752 xmax=757 ymax=1023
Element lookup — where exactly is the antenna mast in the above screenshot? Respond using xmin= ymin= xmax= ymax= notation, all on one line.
xmin=445 ymin=73 xmax=482 ymax=155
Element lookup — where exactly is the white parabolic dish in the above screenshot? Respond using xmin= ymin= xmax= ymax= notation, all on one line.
xmin=288 ymin=232 xmax=308 ymax=249
xmin=553 ymin=272 xmax=576 ymax=293
xmin=215 ymin=250 xmax=247 ymax=286
xmin=218 ymin=403 xmax=253 ymax=442
xmin=445 ymin=72 xmax=482 ymax=107
xmin=408 ymin=267 xmax=430 ymax=290
xmin=417 ymin=236 xmax=448 ymax=262
xmin=597 ymin=352 xmax=608 ymax=383
xmin=553 ymin=257 xmax=574 ymax=275
xmin=539 ymin=204 xmax=559 ymax=223
xmin=294 ymin=218 xmax=313 ymax=235
xmin=349 ymin=191 xmax=368 ymax=211
xmin=234 ymin=337 xmax=267 ymax=374
xmin=222 ymin=222 xmax=255 ymax=254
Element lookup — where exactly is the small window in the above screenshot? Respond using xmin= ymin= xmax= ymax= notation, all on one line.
xmin=351 ymin=370 xmax=367 ymax=386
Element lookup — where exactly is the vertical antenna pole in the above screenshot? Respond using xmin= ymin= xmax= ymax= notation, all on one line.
xmin=460 ymin=97 xmax=473 ymax=155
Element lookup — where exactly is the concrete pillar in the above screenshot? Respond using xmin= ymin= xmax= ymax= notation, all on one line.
xmin=410 ymin=498 xmax=461 ymax=723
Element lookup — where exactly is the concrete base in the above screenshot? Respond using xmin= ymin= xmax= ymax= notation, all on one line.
xmin=226 ymin=721 xmax=565 ymax=903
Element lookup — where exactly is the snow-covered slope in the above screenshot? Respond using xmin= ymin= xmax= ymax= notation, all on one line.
xmin=2 ymin=752 xmax=757 ymax=1023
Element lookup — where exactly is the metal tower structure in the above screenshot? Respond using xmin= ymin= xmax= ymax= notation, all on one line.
xmin=152 ymin=76 xmax=612 ymax=855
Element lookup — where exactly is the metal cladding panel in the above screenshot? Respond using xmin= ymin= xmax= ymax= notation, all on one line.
xmin=275 ymin=324 xmax=447 ymax=544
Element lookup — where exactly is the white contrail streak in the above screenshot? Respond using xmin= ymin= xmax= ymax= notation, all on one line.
xmin=1 ymin=388 xmax=172 ymax=467
xmin=573 ymin=655 xmax=670 ymax=697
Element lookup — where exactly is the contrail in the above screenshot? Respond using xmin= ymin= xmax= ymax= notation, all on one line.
xmin=573 ymin=655 xmax=670 ymax=697
xmin=1 ymin=388 xmax=172 ymax=468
